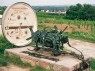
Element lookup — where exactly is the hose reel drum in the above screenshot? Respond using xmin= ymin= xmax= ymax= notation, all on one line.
xmin=2 ymin=2 xmax=37 ymax=46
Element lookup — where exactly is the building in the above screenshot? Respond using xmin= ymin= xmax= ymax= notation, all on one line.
xmin=40 ymin=9 xmax=66 ymax=14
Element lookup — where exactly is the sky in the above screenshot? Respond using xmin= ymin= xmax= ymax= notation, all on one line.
xmin=0 ymin=0 xmax=95 ymax=6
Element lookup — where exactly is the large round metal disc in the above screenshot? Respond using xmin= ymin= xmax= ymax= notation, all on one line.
xmin=2 ymin=2 xmax=37 ymax=46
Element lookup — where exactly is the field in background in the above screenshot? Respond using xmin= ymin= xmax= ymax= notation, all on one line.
xmin=0 ymin=12 xmax=95 ymax=71
xmin=0 ymin=4 xmax=95 ymax=71
xmin=37 ymin=12 xmax=95 ymax=43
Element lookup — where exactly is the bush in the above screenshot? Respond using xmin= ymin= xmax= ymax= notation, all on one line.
xmin=91 ymin=59 xmax=95 ymax=70
xmin=0 ymin=36 xmax=16 ymax=54
xmin=66 ymin=4 xmax=95 ymax=20
xmin=0 ymin=60 xmax=8 ymax=66
xmin=30 ymin=66 xmax=49 ymax=71
xmin=5 ymin=55 xmax=32 ymax=68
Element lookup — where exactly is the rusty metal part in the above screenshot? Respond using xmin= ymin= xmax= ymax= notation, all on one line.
xmin=5 ymin=26 xmax=33 ymax=30
xmin=22 ymin=51 xmax=59 ymax=62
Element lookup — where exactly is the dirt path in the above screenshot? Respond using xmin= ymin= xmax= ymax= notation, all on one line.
xmin=0 ymin=64 xmax=30 ymax=71
xmin=64 ymin=38 xmax=95 ymax=59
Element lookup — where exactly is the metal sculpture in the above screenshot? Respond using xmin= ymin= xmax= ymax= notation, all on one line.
xmin=26 ymin=26 xmax=90 ymax=70
xmin=27 ymin=26 xmax=69 ymax=56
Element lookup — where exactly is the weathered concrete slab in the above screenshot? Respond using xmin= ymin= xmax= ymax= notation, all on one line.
xmin=64 ymin=38 xmax=95 ymax=59
xmin=5 ymin=46 xmax=90 ymax=71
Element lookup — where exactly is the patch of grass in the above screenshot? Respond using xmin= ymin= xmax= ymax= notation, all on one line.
xmin=5 ymin=54 xmax=32 ymax=68
xmin=0 ymin=36 xmax=31 ymax=68
xmin=38 ymin=23 xmax=52 ymax=31
xmin=91 ymin=69 xmax=95 ymax=71
xmin=0 ymin=36 xmax=17 ymax=67
xmin=0 ymin=54 xmax=8 ymax=67
xmin=0 ymin=36 xmax=17 ymax=54
xmin=30 ymin=66 xmax=49 ymax=71
xmin=64 ymin=31 xmax=95 ymax=43
xmin=37 ymin=12 xmax=95 ymax=26
xmin=0 ymin=59 xmax=8 ymax=67
xmin=91 ymin=59 xmax=95 ymax=70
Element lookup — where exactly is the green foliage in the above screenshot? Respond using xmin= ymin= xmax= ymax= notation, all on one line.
xmin=64 ymin=31 xmax=95 ymax=43
xmin=0 ymin=36 xmax=16 ymax=54
xmin=91 ymin=69 xmax=95 ymax=71
xmin=91 ymin=59 xmax=95 ymax=70
xmin=0 ymin=54 xmax=32 ymax=67
xmin=37 ymin=12 xmax=95 ymax=26
xmin=30 ymin=66 xmax=49 ymax=71
xmin=0 ymin=60 xmax=8 ymax=66
xmin=0 ymin=55 xmax=8 ymax=67
xmin=0 ymin=36 xmax=31 ymax=67
xmin=38 ymin=24 xmax=52 ymax=31
xmin=36 ymin=12 xmax=65 ymax=22
xmin=5 ymin=54 xmax=32 ymax=68
xmin=66 ymin=4 xmax=95 ymax=20
xmin=0 ymin=6 xmax=6 ymax=15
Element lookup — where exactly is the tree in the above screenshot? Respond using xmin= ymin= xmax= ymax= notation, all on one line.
xmin=0 ymin=6 xmax=6 ymax=15
xmin=66 ymin=4 xmax=95 ymax=20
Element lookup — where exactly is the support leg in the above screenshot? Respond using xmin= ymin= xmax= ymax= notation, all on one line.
xmin=34 ymin=42 xmax=40 ymax=51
